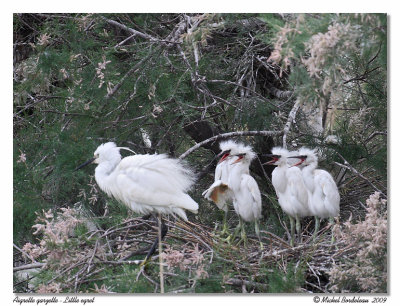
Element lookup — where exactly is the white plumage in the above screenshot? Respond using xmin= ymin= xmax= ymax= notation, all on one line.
xmin=268 ymin=147 xmax=310 ymax=218
xmin=228 ymin=144 xmax=262 ymax=246
xmin=91 ymin=142 xmax=198 ymax=221
xmin=265 ymin=147 xmax=310 ymax=245
xmin=293 ymin=148 xmax=340 ymax=239
xmin=228 ymin=144 xmax=261 ymax=222
xmin=202 ymin=140 xmax=242 ymax=211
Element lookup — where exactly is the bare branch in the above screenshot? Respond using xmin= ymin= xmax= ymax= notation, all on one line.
xmin=334 ymin=152 xmax=386 ymax=198
xmin=14 ymin=263 xmax=45 ymax=272
xmin=103 ymin=49 xmax=158 ymax=103
xmin=282 ymin=98 xmax=302 ymax=149
xmin=179 ymin=130 xmax=283 ymax=159
xmin=101 ymin=16 xmax=158 ymax=43
xmin=267 ymin=85 xmax=294 ymax=100
xmin=225 ymin=278 xmax=269 ymax=292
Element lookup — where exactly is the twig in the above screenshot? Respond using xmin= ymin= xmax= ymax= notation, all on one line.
xmin=13 ymin=263 xmax=45 ymax=272
xmin=179 ymin=130 xmax=283 ymax=160
xmin=333 ymin=154 xmax=385 ymax=198
xmin=207 ymin=79 xmax=280 ymax=109
xmin=101 ymin=16 xmax=159 ymax=43
xmin=102 ymin=49 xmax=158 ymax=104
xmin=14 ymin=243 xmax=37 ymax=263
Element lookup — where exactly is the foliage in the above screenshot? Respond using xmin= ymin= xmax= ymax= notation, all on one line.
xmin=13 ymin=13 xmax=387 ymax=293
xmin=329 ymin=192 xmax=387 ymax=293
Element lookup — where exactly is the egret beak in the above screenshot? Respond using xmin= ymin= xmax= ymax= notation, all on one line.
xmin=288 ymin=155 xmax=307 ymax=167
xmin=75 ymin=157 xmax=96 ymax=171
xmin=263 ymin=154 xmax=280 ymax=165
xmin=218 ymin=152 xmax=230 ymax=164
xmin=231 ymin=154 xmax=244 ymax=165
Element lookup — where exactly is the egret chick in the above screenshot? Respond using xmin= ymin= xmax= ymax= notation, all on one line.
xmin=202 ymin=140 xmax=241 ymax=235
xmin=264 ymin=147 xmax=310 ymax=246
xmin=228 ymin=144 xmax=262 ymax=248
xmin=290 ymin=148 xmax=340 ymax=242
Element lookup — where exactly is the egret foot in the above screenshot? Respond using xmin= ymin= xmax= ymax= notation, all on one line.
xmin=139 ymin=257 xmax=150 ymax=267
xmin=235 ymin=220 xmax=247 ymax=248
xmin=222 ymin=221 xmax=241 ymax=245
xmin=235 ymin=233 xmax=248 ymax=248
xmin=219 ymin=222 xmax=230 ymax=237
xmin=220 ymin=234 xmax=233 ymax=245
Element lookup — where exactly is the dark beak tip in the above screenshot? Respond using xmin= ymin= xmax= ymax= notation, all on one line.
xmin=75 ymin=157 xmax=96 ymax=171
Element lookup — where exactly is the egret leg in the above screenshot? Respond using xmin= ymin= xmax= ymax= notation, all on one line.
xmin=312 ymin=216 xmax=320 ymax=241
xmin=254 ymin=219 xmax=263 ymax=249
xmin=140 ymin=215 xmax=168 ymax=267
xmin=289 ymin=216 xmax=295 ymax=247
xmin=220 ymin=209 xmax=229 ymax=236
xmin=157 ymin=213 xmax=164 ymax=293
xmin=237 ymin=217 xmax=248 ymax=248
xmin=224 ymin=221 xmax=241 ymax=244
xmin=329 ymin=217 xmax=336 ymax=244
xmin=296 ymin=216 xmax=302 ymax=243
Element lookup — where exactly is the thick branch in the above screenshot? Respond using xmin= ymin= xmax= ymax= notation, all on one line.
xmin=267 ymin=85 xmax=294 ymax=100
xmin=14 ymin=263 xmax=45 ymax=272
xmin=101 ymin=16 xmax=158 ymax=43
xmin=225 ymin=278 xmax=268 ymax=292
xmin=282 ymin=98 xmax=302 ymax=149
xmin=179 ymin=130 xmax=283 ymax=159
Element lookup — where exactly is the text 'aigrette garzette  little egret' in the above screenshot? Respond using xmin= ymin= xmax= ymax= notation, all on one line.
xmin=75 ymin=142 xmax=199 ymax=263
xmin=228 ymin=144 xmax=262 ymax=248
xmin=264 ymin=147 xmax=310 ymax=246
xmin=202 ymin=140 xmax=242 ymax=236
xmin=289 ymin=147 xmax=340 ymax=242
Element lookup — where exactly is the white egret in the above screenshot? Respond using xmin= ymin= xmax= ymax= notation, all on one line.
xmin=75 ymin=142 xmax=198 ymax=263
xmin=264 ymin=147 xmax=310 ymax=246
xmin=290 ymin=148 xmax=340 ymax=241
xmin=202 ymin=140 xmax=241 ymax=235
xmin=228 ymin=144 xmax=262 ymax=247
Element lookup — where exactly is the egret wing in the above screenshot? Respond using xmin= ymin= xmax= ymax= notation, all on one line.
xmin=315 ymin=170 xmax=340 ymax=217
xmin=113 ymin=154 xmax=198 ymax=213
xmin=117 ymin=154 xmax=195 ymax=193
xmin=242 ymin=174 xmax=262 ymax=220
xmin=286 ymin=167 xmax=309 ymax=210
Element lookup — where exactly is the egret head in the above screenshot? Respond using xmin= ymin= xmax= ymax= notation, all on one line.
xmin=231 ymin=144 xmax=256 ymax=165
xmin=75 ymin=142 xmax=134 ymax=170
xmin=218 ymin=140 xmax=242 ymax=163
xmin=263 ymin=147 xmax=289 ymax=166
xmin=288 ymin=147 xmax=318 ymax=167
xmin=93 ymin=142 xmax=121 ymax=164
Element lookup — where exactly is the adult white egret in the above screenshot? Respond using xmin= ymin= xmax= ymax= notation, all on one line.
xmin=264 ymin=147 xmax=310 ymax=246
xmin=202 ymin=140 xmax=241 ymax=235
xmin=228 ymin=144 xmax=262 ymax=248
xmin=289 ymin=148 xmax=340 ymax=242
xmin=75 ymin=142 xmax=199 ymax=263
